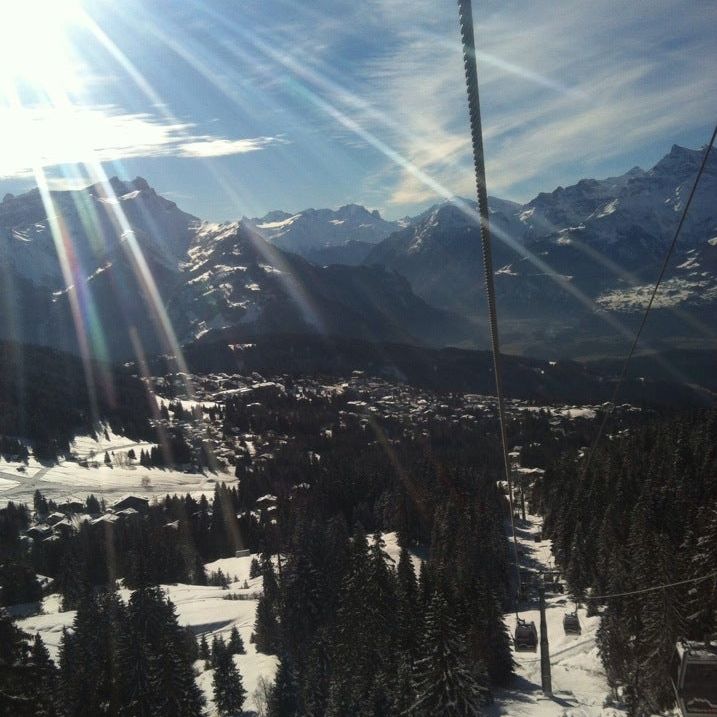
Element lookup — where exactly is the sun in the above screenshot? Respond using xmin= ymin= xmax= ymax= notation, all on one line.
xmin=0 ymin=0 xmax=84 ymax=97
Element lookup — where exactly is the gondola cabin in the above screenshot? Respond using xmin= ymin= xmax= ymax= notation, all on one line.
xmin=563 ymin=611 xmax=581 ymax=635
xmin=518 ymin=570 xmax=535 ymax=601
xmin=671 ymin=642 xmax=717 ymax=716
xmin=542 ymin=570 xmax=564 ymax=594
xmin=514 ymin=619 xmax=538 ymax=652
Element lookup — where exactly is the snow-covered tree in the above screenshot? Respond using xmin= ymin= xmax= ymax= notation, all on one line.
xmin=410 ymin=592 xmax=486 ymax=716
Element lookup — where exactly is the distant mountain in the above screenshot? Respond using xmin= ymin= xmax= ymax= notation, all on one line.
xmin=0 ymin=180 xmax=472 ymax=360
xmin=0 ymin=177 xmax=199 ymax=355
xmin=365 ymin=145 xmax=717 ymax=358
xmin=174 ymin=221 xmax=472 ymax=348
xmin=3 ymin=143 xmax=715 ymax=364
xmin=248 ymin=203 xmax=402 ymax=257
xmin=0 ymin=177 xmax=198 ymax=288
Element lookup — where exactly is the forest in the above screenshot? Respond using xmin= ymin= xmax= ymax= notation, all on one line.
xmin=539 ymin=409 xmax=717 ymax=716
xmin=0 ymin=382 xmax=715 ymax=715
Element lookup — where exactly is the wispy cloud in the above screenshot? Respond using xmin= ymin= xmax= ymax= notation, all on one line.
xmin=0 ymin=104 xmax=284 ymax=178
xmin=335 ymin=0 xmax=717 ymax=208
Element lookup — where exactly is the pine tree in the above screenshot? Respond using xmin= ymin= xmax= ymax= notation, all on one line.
xmin=280 ymin=520 xmax=324 ymax=661
xmin=410 ymin=592 xmax=485 ymax=716
xmin=33 ymin=489 xmax=49 ymax=517
xmin=396 ymin=546 xmax=419 ymax=659
xmin=267 ymin=654 xmax=299 ymax=717
xmin=29 ymin=633 xmax=58 ymax=717
xmin=212 ymin=635 xmax=227 ymax=667
xmin=213 ymin=649 xmax=246 ymax=716
xmin=686 ymin=501 xmax=717 ymax=640
xmin=637 ymin=533 xmax=684 ymax=712
xmin=199 ymin=634 xmax=210 ymax=662
xmin=194 ymin=554 xmax=208 ymax=586
xmin=470 ymin=583 xmax=513 ymax=686
xmin=57 ymin=591 xmax=119 ymax=716
xmin=253 ymin=593 xmax=280 ymax=654
xmin=302 ymin=633 xmax=330 ymax=717
xmin=392 ymin=656 xmax=417 ymax=715
xmin=0 ymin=609 xmax=35 ymax=716
xmin=117 ymin=585 xmax=204 ymax=716
xmin=227 ymin=626 xmax=246 ymax=655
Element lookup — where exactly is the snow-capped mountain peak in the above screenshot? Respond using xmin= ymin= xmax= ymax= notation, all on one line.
xmin=248 ymin=203 xmax=400 ymax=252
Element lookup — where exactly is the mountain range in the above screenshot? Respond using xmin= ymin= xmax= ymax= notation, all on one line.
xmin=0 ymin=143 xmax=715 ymax=365
xmin=366 ymin=144 xmax=717 ymax=358
xmin=0 ymin=178 xmax=471 ymax=360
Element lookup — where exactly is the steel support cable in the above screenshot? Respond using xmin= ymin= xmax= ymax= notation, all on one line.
xmin=578 ymin=121 xmax=717 ymax=485
xmin=457 ymin=0 xmax=522 ymax=612
xmin=584 ymin=570 xmax=717 ymax=601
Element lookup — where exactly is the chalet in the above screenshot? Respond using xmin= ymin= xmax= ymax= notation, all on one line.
xmin=112 ymin=495 xmax=149 ymax=513
xmin=91 ymin=513 xmax=119 ymax=526
xmin=255 ymin=494 xmax=277 ymax=510
xmin=45 ymin=512 xmax=66 ymax=526
xmin=52 ymin=518 xmax=74 ymax=537
xmin=25 ymin=525 xmax=51 ymax=540
xmin=57 ymin=498 xmax=85 ymax=515
xmin=116 ymin=507 xmax=141 ymax=520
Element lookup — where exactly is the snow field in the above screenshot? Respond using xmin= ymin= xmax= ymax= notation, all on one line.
xmin=16 ymin=559 xmax=276 ymax=717
xmin=0 ymin=427 xmax=236 ymax=504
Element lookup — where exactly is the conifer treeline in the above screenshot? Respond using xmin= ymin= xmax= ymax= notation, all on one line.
xmin=538 ymin=409 xmax=717 ymax=716
xmin=0 ymin=342 xmax=153 ymax=459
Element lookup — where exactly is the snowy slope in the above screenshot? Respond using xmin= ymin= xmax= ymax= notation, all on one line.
xmin=0 ymin=176 xmax=198 ymax=288
xmin=0 ymin=428 xmax=234 ymax=505
xmin=16 ymin=567 xmax=278 ymax=716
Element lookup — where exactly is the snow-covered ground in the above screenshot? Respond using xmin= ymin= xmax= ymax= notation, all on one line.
xmin=16 ymin=556 xmax=277 ymax=716
xmin=0 ymin=427 xmax=235 ymax=505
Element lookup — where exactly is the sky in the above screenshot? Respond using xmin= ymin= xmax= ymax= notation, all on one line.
xmin=0 ymin=0 xmax=715 ymax=221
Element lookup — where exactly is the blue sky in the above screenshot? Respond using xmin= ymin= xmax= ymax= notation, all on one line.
xmin=0 ymin=0 xmax=715 ymax=221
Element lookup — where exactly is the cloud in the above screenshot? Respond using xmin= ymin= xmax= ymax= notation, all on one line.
xmin=322 ymin=0 xmax=717 ymax=208
xmin=178 ymin=136 xmax=286 ymax=157
xmin=0 ymin=104 xmax=284 ymax=179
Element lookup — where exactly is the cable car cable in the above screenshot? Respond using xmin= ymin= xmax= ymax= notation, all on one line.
xmin=583 ymin=569 xmax=717 ymax=602
xmin=456 ymin=0 xmax=522 ymax=612
xmin=578 ymin=121 xmax=717 ymax=485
